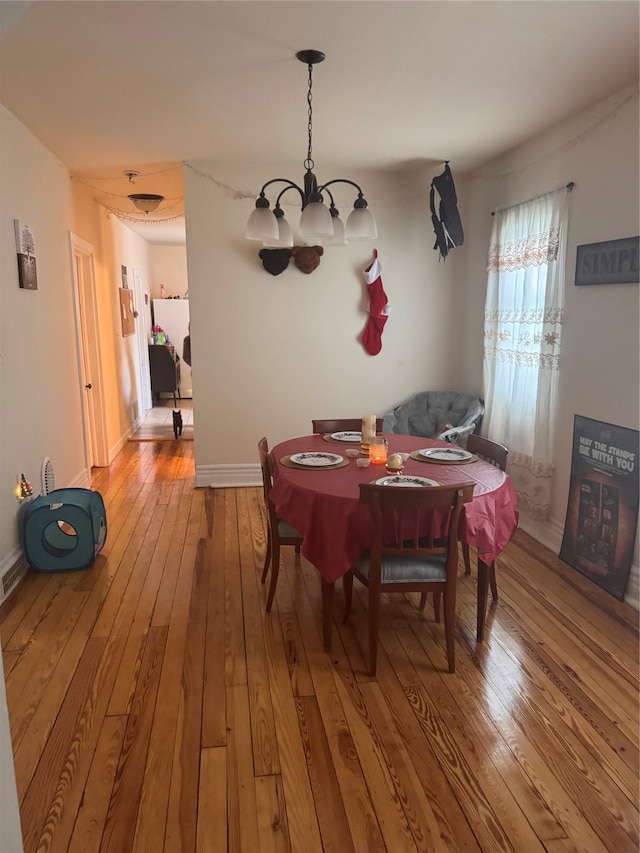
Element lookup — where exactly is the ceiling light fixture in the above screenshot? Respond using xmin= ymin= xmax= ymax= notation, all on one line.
xmin=128 ymin=193 xmax=165 ymax=214
xmin=245 ymin=50 xmax=377 ymax=247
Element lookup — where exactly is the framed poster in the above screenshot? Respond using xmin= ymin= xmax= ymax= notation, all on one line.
xmin=14 ymin=219 xmax=38 ymax=290
xmin=560 ymin=416 xmax=639 ymax=599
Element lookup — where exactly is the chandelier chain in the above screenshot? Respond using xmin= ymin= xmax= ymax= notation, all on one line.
xmin=304 ymin=63 xmax=314 ymax=172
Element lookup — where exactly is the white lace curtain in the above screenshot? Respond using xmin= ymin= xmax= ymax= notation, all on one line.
xmin=483 ymin=186 xmax=570 ymax=518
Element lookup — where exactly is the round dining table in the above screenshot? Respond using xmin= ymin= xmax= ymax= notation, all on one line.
xmin=269 ymin=433 xmax=519 ymax=649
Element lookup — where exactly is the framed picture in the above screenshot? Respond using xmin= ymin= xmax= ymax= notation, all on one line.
xmin=121 ymin=265 xmax=129 ymax=288
xmin=560 ymin=415 xmax=639 ymax=600
xmin=575 ymin=236 xmax=639 ymax=286
xmin=14 ymin=219 xmax=38 ymax=290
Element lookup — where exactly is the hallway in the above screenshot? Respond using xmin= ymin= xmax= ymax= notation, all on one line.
xmin=129 ymin=399 xmax=194 ymax=441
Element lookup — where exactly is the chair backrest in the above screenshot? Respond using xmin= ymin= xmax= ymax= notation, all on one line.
xmin=359 ymin=481 xmax=475 ymax=572
xmin=312 ymin=417 xmax=383 ymax=434
xmin=258 ymin=436 xmax=271 ymax=500
xmin=467 ymin=434 xmax=508 ymax=471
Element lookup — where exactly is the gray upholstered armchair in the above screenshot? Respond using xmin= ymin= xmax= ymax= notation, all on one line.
xmin=382 ymin=390 xmax=484 ymax=447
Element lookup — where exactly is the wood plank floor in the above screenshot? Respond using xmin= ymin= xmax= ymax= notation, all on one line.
xmin=1 ymin=439 xmax=638 ymax=852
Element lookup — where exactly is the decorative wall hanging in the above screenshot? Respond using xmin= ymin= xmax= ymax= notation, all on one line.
xmin=121 ymin=265 xmax=128 ymax=288
xmin=245 ymin=50 xmax=377 ymax=247
xmin=575 ymin=236 xmax=639 ymax=285
xmin=291 ymin=245 xmax=324 ymax=274
xmin=259 ymin=248 xmax=292 ymax=276
xmin=430 ymin=162 xmax=464 ymax=260
xmin=361 ymin=249 xmax=389 ymax=356
xmin=14 ymin=220 xmax=38 ymax=290
xmin=560 ymin=415 xmax=639 ymax=600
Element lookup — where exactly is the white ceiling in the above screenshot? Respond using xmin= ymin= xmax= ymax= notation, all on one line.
xmin=1 ymin=1 xmax=638 ymax=245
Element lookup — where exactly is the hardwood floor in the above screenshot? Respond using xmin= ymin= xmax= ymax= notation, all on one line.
xmin=1 ymin=439 xmax=638 ymax=852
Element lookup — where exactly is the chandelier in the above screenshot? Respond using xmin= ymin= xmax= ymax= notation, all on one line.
xmin=245 ymin=50 xmax=377 ymax=247
xmin=128 ymin=193 xmax=165 ymax=214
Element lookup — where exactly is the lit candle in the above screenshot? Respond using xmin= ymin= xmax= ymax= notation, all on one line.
xmin=369 ymin=437 xmax=388 ymax=464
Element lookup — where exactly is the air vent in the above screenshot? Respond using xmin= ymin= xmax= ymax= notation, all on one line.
xmin=2 ymin=560 xmax=26 ymax=597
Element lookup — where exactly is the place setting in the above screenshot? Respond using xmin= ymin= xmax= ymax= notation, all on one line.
xmin=322 ymin=430 xmax=362 ymax=446
xmin=280 ymin=451 xmax=349 ymax=470
xmin=410 ymin=446 xmax=478 ymax=464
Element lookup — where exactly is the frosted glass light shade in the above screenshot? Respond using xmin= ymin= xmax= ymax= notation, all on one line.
xmin=299 ymin=201 xmax=334 ymax=238
xmin=346 ymin=207 xmax=378 ymax=240
xmin=262 ymin=216 xmax=294 ymax=248
xmin=325 ymin=214 xmax=347 ymax=246
xmin=246 ymin=207 xmax=278 ymax=241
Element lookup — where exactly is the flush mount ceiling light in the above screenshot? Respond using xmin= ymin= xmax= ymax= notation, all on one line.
xmin=128 ymin=193 xmax=165 ymax=214
xmin=245 ymin=50 xmax=377 ymax=248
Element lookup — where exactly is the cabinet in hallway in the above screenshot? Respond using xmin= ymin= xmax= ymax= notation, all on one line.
xmin=152 ymin=298 xmax=192 ymax=398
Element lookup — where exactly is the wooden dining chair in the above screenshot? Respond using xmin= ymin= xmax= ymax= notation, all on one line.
xmin=462 ymin=434 xmax=509 ymax=603
xmin=342 ymin=481 xmax=475 ymax=675
xmin=257 ymin=437 xmax=303 ymax=611
xmin=312 ymin=417 xmax=383 ymax=434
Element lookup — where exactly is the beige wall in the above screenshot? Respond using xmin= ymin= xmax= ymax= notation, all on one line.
xmin=149 ymin=244 xmax=188 ymax=301
xmin=184 ymin=161 xmax=469 ymax=473
xmin=460 ymin=84 xmax=639 ymax=571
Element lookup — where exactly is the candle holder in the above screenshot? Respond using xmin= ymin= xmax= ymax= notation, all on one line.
xmin=369 ymin=437 xmax=388 ymax=465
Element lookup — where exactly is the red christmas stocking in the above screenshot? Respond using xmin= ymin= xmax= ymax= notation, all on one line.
xmin=362 ymin=250 xmax=389 ymax=356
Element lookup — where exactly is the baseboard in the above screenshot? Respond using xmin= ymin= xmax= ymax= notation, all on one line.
xmin=519 ymin=515 xmax=639 ymax=611
xmin=195 ymin=463 xmax=261 ymax=489
xmin=109 ymin=431 xmax=131 ymax=464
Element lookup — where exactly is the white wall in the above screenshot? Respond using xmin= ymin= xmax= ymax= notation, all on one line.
xmin=0 ymin=107 xmax=88 ymax=574
xmin=460 ymin=84 xmax=639 ymax=593
xmin=149 ymin=244 xmax=188 ymax=301
xmin=184 ymin=161 xmax=469 ymax=478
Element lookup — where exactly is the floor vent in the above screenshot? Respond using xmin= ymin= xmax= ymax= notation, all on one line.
xmin=1 ymin=560 xmax=26 ymax=598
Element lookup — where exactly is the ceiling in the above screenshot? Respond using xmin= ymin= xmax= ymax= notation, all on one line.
xmin=1 ymin=1 xmax=638 ymax=245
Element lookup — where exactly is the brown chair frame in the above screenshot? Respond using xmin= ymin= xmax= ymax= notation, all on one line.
xmin=463 ymin=434 xmax=509 ymax=604
xmin=343 ymin=481 xmax=475 ymax=675
xmin=312 ymin=418 xmax=383 ymax=434
xmin=258 ymin=437 xmax=303 ymax=611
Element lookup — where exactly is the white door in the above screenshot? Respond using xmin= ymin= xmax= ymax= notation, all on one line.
xmin=70 ymin=233 xmax=109 ymax=468
xmin=132 ymin=268 xmax=152 ymax=416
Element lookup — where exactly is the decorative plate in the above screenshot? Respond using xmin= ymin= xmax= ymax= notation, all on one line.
xmin=330 ymin=431 xmax=362 ymax=442
xmin=419 ymin=448 xmax=473 ymax=462
xmin=375 ymin=475 xmax=440 ymax=487
xmin=290 ymin=452 xmax=344 ymax=467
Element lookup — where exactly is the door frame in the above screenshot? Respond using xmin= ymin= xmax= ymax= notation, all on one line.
xmin=132 ymin=267 xmax=152 ymax=417
xmin=69 ymin=232 xmax=110 ymax=468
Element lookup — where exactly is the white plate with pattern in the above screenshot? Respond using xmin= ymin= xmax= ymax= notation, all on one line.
xmin=375 ymin=475 xmax=440 ymax=487
xmin=418 ymin=447 xmax=473 ymax=462
xmin=330 ymin=431 xmax=361 ymax=442
xmin=290 ymin=452 xmax=343 ymax=467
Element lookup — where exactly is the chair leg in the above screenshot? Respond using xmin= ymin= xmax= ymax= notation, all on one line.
xmin=265 ymin=540 xmax=280 ymax=612
xmin=342 ymin=571 xmax=353 ymax=623
xmin=368 ymin=587 xmax=381 ymax=676
xmin=260 ymin=524 xmax=271 ymax=584
xmin=322 ymin=579 xmax=335 ymax=652
xmin=432 ymin=591 xmax=441 ymax=623
xmin=443 ymin=589 xmax=456 ymax=673
xmin=462 ymin=542 xmax=471 ymax=575
xmin=294 ymin=543 xmax=301 ymax=569
xmin=489 ymin=561 xmax=498 ymax=601
xmin=418 ymin=591 xmax=428 ymax=611
xmin=476 ymin=559 xmax=490 ymax=641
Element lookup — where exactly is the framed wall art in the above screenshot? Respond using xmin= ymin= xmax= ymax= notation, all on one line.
xmin=575 ymin=236 xmax=639 ymax=286
xmin=14 ymin=219 xmax=38 ymax=290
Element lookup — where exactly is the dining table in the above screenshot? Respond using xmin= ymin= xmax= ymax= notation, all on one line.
xmin=269 ymin=433 xmax=519 ymax=650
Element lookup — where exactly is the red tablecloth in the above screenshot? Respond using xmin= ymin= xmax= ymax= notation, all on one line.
xmin=270 ymin=434 xmax=519 ymax=584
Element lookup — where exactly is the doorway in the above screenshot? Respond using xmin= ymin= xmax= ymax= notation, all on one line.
xmin=69 ymin=233 xmax=109 ymax=468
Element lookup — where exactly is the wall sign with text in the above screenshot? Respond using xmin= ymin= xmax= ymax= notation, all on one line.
xmin=575 ymin=236 xmax=639 ymax=286
xmin=560 ymin=415 xmax=639 ymax=600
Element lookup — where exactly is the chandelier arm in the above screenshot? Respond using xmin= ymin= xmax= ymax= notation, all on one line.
xmin=274 ymin=184 xmax=305 ymax=207
xmin=316 ymin=178 xmax=365 ymax=198
xmin=258 ymin=178 xmax=304 ymax=198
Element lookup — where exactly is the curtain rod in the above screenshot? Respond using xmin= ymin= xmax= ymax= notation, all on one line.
xmin=491 ymin=181 xmax=574 ymax=216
